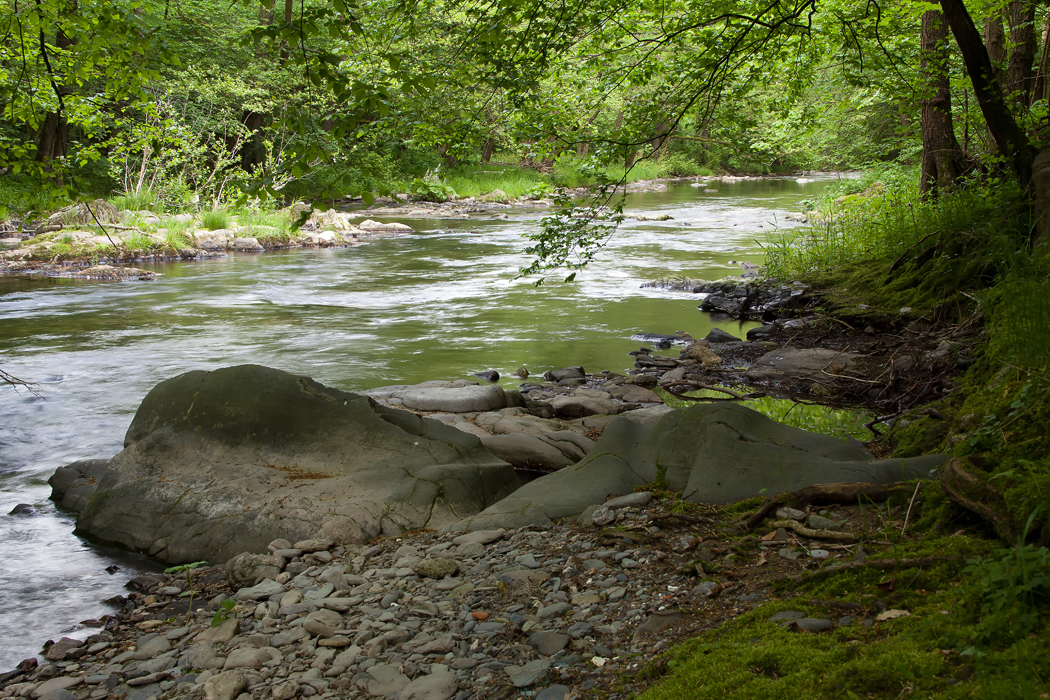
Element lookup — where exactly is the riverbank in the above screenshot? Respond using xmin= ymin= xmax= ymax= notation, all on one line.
xmin=0 ymin=174 xmax=811 ymax=277
xmin=2 ymin=290 xmax=1042 ymax=699
xmin=2 ymin=483 xmax=983 ymax=700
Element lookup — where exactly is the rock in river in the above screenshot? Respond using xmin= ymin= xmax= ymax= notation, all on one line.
xmin=452 ymin=402 xmax=946 ymax=531
xmin=66 ymin=365 xmax=519 ymax=564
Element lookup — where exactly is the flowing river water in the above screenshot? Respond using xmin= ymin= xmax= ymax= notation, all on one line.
xmin=0 ymin=176 xmax=836 ymax=668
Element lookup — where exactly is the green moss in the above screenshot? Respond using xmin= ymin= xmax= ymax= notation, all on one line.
xmin=641 ymin=531 xmax=1047 ymax=700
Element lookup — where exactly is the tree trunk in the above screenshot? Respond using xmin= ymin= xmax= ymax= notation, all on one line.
xmin=35 ymin=7 xmax=75 ymax=174
xmin=1007 ymin=0 xmax=1037 ymax=105
xmin=941 ymin=0 xmax=1034 ymax=189
xmin=240 ymin=111 xmax=266 ymax=171
xmin=1032 ymin=19 xmax=1050 ymax=106
xmin=984 ymin=13 xmax=1008 ymax=86
xmin=480 ymin=137 xmax=495 ymax=163
xmin=920 ymin=10 xmax=964 ymax=198
xmin=281 ymin=0 xmax=293 ymax=62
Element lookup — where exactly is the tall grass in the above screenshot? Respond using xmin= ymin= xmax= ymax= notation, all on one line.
xmin=440 ymin=165 xmax=549 ymax=198
xmin=236 ymin=208 xmax=291 ymax=230
xmin=762 ymin=175 xmax=1033 ymax=319
xmin=200 ymin=209 xmax=230 ymax=230
xmin=110 ymin=191 xmax=159 ymax=212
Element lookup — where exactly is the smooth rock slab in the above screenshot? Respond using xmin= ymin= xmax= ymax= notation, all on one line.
xmin=790 ymin=618 xmax=835 ymax=632
xmin=451 ymin=529 xmax=505 ymax=545
xmin=452 ymin=403 xmax=945 ymax=531
xmin=365 ymin=664 xmax=410 ymax=695
xmin=397 ymin=385 xmax=511 ymax=413
xmin=399 ymin=671 xmax=458 ymax=700
xmin=31 ymin=677 xmax=82 ymax=698
xmin=194 ymin=619 xmax=239 ymax=644
xmin=72 ymin=365 xmax=519 ymax=563
xmin=235 ymin=579 xmax=284 ymax=601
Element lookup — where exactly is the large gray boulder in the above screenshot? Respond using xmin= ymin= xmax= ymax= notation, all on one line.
xmin=71 ymin=365 xmax=520 ymax=564
xmin=451 ymin=402 xmax=946 ymax=531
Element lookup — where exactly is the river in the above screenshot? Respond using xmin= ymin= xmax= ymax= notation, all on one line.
xmin=0 ymin=176 xmax=835 ymax=668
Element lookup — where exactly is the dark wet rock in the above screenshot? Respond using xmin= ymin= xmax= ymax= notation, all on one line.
xmin=8 ymin=503 xmax=38 ymax=516
xmin=746 ymin=324 xmax=778 ymax=341
xmin=48 ymin=459 xmax=110 ymax=513
xmin=474 ymin=370 xmax=500 ymax=382
xmin=544 ymin=366 xmax=585 ymax=382
xmin=747 ymin=347 xmax=862 ymax=381
xmin=451 ymin=403 xmax=946 ymax=530
xmin=704 ymin=328 xmax=742 ymax=343
xmin=71 ymin=365 xmax=519 ymax=563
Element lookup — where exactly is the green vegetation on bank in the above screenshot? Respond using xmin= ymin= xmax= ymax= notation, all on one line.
xmin=636 ymin=169 xmax=1050 ymax=698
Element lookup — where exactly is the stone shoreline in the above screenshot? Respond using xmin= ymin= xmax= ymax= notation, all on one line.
xmin=1 ymin=487 xmax=897 ymax=700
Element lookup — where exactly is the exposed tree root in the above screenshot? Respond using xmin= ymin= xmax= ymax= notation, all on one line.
xmin=940 ymin=457 xmax=1017 ymax=544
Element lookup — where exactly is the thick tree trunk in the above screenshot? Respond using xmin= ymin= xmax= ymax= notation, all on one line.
xmin=941 ymin=0 xmax=1034 ymax=189
xmin=1032 ymin=20 xmax=1050 ymax=106
xmin=919 ymin=10 xmax=964 ymax=198
xmin=240 ymin=111 xmax=266 ymax=171
xmin=480 ymin=137 xmax=495 ymax=163
xmin=1007 ymin=0 xmax=1037 ymax=105
xmin=984 ymin=13 xmax=1008 ymax=86
xmin=35 ymin=10 xmax=75 ymax=173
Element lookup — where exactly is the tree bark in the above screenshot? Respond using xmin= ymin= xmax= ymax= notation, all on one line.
xmin=984 ymin=13 xmax=1008 ymax=87
xmin=920 ymin=10 xmax=964 ymax=198
xmin=281 ymin=0 xmax=293 ymax=62
xmin=1032 ymin=19 xmax=1050 ymax=106
xmin=941 ymin=0 xmax=1034 ymax=189
xmin=480 ymin=137 xmax=495 ymax=163
xmin=35 ymin=5 xmax=75 ymax=172
xmin=1007 ymin=0 xmax=1037 ymax=105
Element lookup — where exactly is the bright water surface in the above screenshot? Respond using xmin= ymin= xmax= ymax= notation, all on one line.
xmin=0 ymin=176 xmax=837 ymax=667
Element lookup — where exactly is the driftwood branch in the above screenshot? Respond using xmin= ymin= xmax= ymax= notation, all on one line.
xmin=664 ymin=381 xmax=765 ymax=401
xmin=650 ymin=512 xmax=716 ymax=526
xmin=771 ymin=519 xmax=858 ymax=541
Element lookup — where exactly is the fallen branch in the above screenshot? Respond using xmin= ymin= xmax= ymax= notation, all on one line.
xmin=771 ymin=519 xmax=858 ymax=541
xmin=664 ymin=382 xmax=761 ymax=400
xmin=650 ymin=512 xmax=716 ymax=526
xmin=736 ymin=494 xmax=790 ymax=530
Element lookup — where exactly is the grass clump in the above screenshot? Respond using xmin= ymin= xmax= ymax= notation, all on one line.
xmin=200 ymin=209 xmax=230 ymax=230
